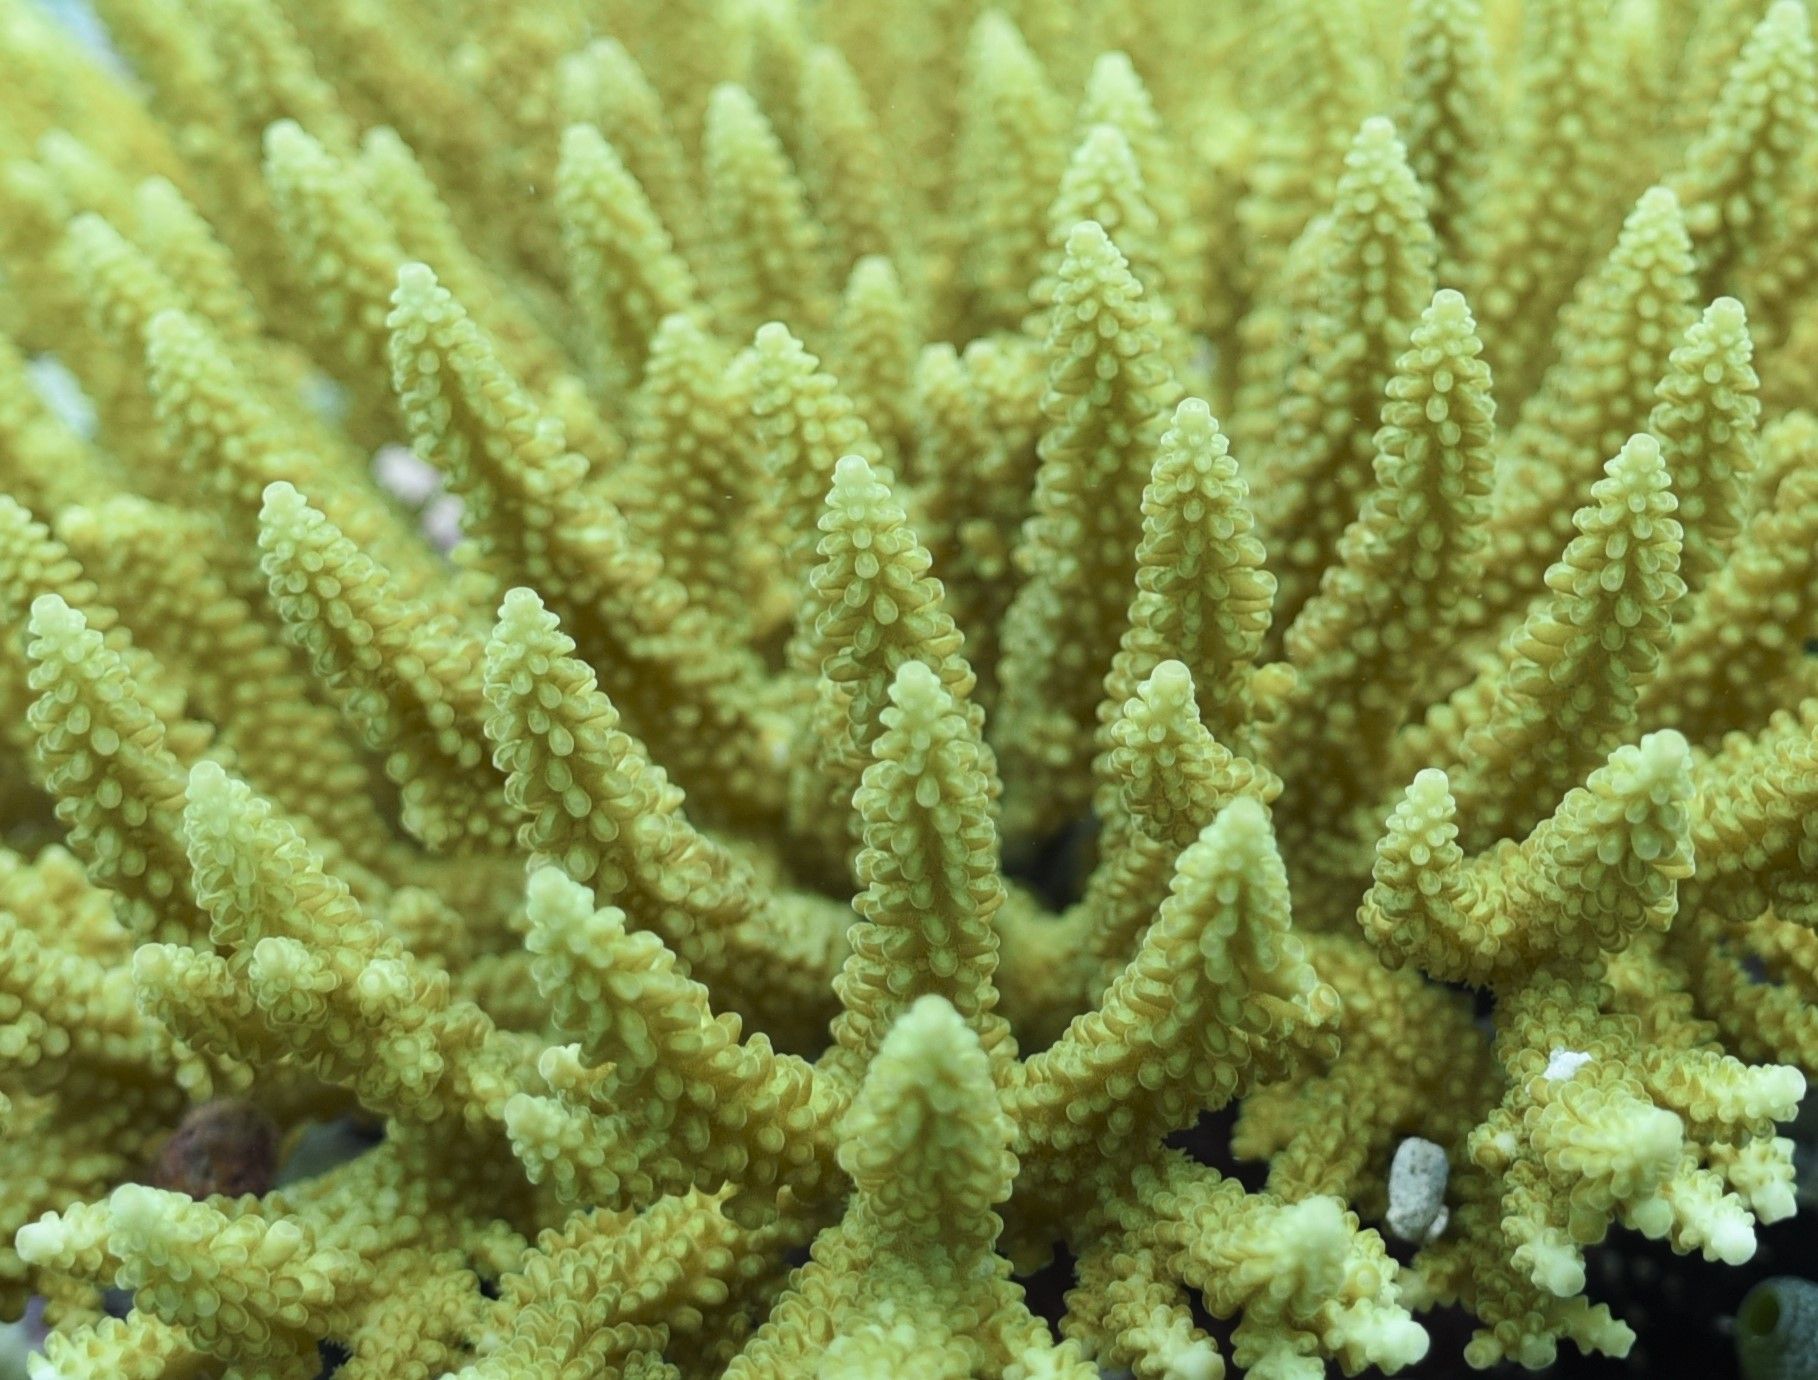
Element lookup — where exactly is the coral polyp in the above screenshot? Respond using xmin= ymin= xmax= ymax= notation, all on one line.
xmin=0 ymin=0 xmax=1815 ymax=1376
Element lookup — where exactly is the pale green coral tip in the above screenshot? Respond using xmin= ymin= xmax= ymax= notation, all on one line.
xmin=1428 ymin=286 xmax=1472 ymax=322
xmin=1602 ymin=432 xmax=1666 ymax=487
xmin=63 ymin=210 xmax=118 ymax=255
xmin=1076 ymin=121 xmax=1132 ymax=163
xmin=359 ymin=126 xmax=410 ymax=162
xmin=524 ymin=868 xmax=632 ymax=963
xmin=248 ymin=934 xmax=314 ymax=989
xmin=846 ymin=255 xmax=899 ymax=293
xmin=1270 ymin=1194 xmax=1350 ymax=1278
xmin=494 ymin=585 xmax=555 ymax=636
xmin=130 ymin=942 xmax=180 ymax=986
xmin=12 ymin=1215 xmax=62 ymax=1266
xmin=1200 ymin=793 xmax=1272 ymax=857
xmin=144 ymin=306 xmax=203 ymax=357
xmin=707 ymin=82 xmax=758 ymax=124
xmin=26 ymin=591 xmax=83 ymax=641
xmin=106 ymin=1181 xmax=174 ymax=1237
xmin=651 ymin=311 xmax=706 ymax=349
xmin=1139 ymin=659 xmax=1196 ymax=711
xmin=1623 ymin=729 xmax=1691 ymax=789
xmin=1765 ymin=0 xmax=1809 ymax=36
xmin=559 ymin=121 xmax=605 ymax=162
xmin=525 ymin=864 xmax=591 ymax=919
xmin=1166 ymin=397 xmax=1220 ymax=443
xmin=882 ymin=992 xmax=969 ymax=1056
xmin=1356 ymin=114 xmax=1400 ymax=149
xmin=1409 ymin=766 xmax=1453 ymax=801
xmin=753 ymin=320 xmax=796 ymax=351
xmin=1088 ymin=50 xmax=1139 ymax=85
xmin=184 ymin=757 xmax=235 ymax=810
xmin=1063 ymin=218 xmax=1114 ymax=259
xmin=392 ymin=259 xmax=442 ymax=305
xmin=830 ymin=452 xmax=876 ymax=492
xmin=261 ymin=117 xmax=314 ymax=162
xmin=259 ymin=479 xmax=307 ymax=524
xmin=886 ymin=656 xmax=943 ymax=710
xmin=1634 ymin=184 xmax=1682 ymax=221
xmin=1707 ymin=296 xmax=1749 ymax=332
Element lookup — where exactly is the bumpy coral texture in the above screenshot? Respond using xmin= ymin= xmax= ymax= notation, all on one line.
xmin=0 ymin=0 xmax=1815 ymax=1376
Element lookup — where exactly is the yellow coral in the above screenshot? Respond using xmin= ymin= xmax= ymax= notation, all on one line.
xmin=0 ymin=4 xmax=1812 ymax=1379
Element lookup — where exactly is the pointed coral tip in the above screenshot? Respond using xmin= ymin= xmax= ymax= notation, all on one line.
xmin=1603 ymin=431 xmax=1666 ymax=485
xmin=1429 ymin=286 xmax=1471 ymax=319
xmin=1634 ymin=183 xmax=1681 ymax=219
xmin=259 ymin=479 xmax=306 ymax=519
xmin=886 ymin=656 xmax=944 ymax=711
xmin=26 ymin=592 xmax=81 ymax=639
xmin=261 ymin=118 xmax=311 ymax=160
xmin=1408 ymin=766 xmax=1454 ymax=805
xmin=1140 ymin=659 xmax=1196 ymax=709
xmin=496 ymin=585 xmax=551 ymax=627
xmin=1202 ymin=792 xmax=1272 ymax=856
xmin=559 ymin=121 xmax=601 ymax=160
xmin=1705 ymin=296 xmax=1749 ymax=334
xmin=829 ymin=452 xmax=874 ymax=489
xmin=1064 ymin=218 xmax=1112 ymax=257
xmin=525 ymin=863 xmax=591 ymax=916
xmin=1170 ymin=396 xmax=1217 ymax=429
xmin=1629 ymin=728 xmax=1691 ymax=784
xmin=184 ymin=757 xmax=233 ymax=803
xmin=144 ymin=306 xmax=200 ymax=352
xmin=63 ymin=211 xmax=115 ymax=252
xmin=393 ymin=259 xmax=440 ymax=301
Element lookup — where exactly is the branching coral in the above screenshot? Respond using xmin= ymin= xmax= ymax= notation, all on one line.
xmin=0 ymin=0 xmax=1815 ymax=1376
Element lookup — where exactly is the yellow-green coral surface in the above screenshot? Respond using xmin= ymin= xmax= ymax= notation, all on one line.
xmin=0 ymin=0 xmax=1816 ymax=1376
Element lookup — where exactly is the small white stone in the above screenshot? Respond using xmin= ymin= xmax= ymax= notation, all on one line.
xmin=25 ymin=354 xmax=96 ymax=440
xmin=1386 ymin=1137 xmax=1450 ymax=1243
xmin=374 ymin=444 xmax=444 ymax=505
xmin=423 ymin=494 xmax=466 ymax=553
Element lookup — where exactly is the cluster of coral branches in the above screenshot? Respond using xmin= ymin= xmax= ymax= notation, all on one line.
xmin=0 ymin=0 xmax=1816 ymax=1375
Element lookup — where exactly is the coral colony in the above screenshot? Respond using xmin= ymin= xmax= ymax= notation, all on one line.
xmin=2 ymin=0 xmax=1818 ymax=1376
